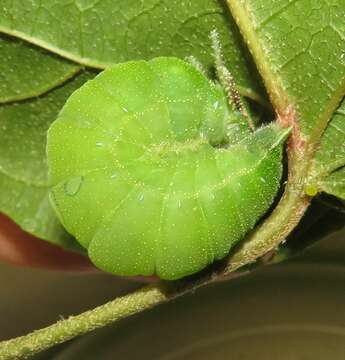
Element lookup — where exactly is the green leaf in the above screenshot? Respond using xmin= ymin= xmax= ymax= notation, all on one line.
xmin=224 ymin=0 xmax=345 ymax=223
xmin=0 ymin=34 xmax=80 ymax=103
xmin=306 ymin=98 xmax=345 ymax=197
xmin=312 ymin=99 xmax=345 ymax=175
xmin=0 ymin=73 xmax=92 ymax=186
xmin=227 ymin=0 xmax=345 ymax=140
xmin=0 ymin=71 xmax=94 ymax=249
xmin=0 ymin=0 xmax=265 ymax=103
xmin=0 ymin=174 xmax=83 ymax=251
xmin=321 ymin=168 xmax=345 ymax=199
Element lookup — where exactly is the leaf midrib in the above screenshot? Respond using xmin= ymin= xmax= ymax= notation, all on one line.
xmin=226 ymin=0 xmax=289 ymax=113
xmin=0 ymin=65 xmax=82 ymax=104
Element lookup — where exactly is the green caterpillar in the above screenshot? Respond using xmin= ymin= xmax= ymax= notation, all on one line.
xmin=47 ymin=57 xmax=289 ymax=280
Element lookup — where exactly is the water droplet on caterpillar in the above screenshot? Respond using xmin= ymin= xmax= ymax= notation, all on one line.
xmin=95 ymin=141 xmax=104 ymax=147
xmin=64 ymin=176 xmax=83 ymax=196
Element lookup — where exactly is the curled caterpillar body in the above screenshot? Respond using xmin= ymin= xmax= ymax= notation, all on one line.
xmin=47 ymin=57 xmax=289 ymax=280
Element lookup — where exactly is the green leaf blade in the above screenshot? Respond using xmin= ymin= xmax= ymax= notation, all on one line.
xmin=0 ymin=72 xmax=94 ymax=186
xmin=312 ymin=98 xmax=345 ymax=176
xmin=227 ymin=0 xmax=345 ymax=140
xmin=0 ymin=172 xmax=83 ymax=252
xmin=0 ymin=70 xmax=94 ymax=248
xmin=308 ymin=98 xmax=345 ymax=198
xmin=0 ymin=34 xmax=80 ymax=103
xmin=321 ymin=167 xmax=345 ymax=199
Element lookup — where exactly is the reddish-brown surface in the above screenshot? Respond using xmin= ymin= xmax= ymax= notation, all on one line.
xmin=0 ymin=213 xmax=94 ymax=271
xmin=0 ymin=213 xmax=157 ymax=281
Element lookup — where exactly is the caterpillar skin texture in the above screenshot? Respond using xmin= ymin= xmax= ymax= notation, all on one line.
xmin=47 ymin=57 xmax=288 ymax=280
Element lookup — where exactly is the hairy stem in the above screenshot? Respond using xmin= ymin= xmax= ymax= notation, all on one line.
xmin=0 ymin=271 xmax=219 ymax=360
xmin=0 ymin=284 xmax=169 ymax=360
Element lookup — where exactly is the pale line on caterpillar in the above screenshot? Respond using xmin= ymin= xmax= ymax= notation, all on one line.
xmin=195 ymin=155 xmax=216 ymax=263
xmin=154 ymin=156 xmax=182 ymax=272
xmin=213 ymin=150 xmax=247 ymax=234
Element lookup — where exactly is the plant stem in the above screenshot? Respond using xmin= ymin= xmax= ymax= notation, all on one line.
xmin=0 ymin=270 xmax=218 ymax=360
xmin=0 ymin=284 xmax=169 ymax=360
